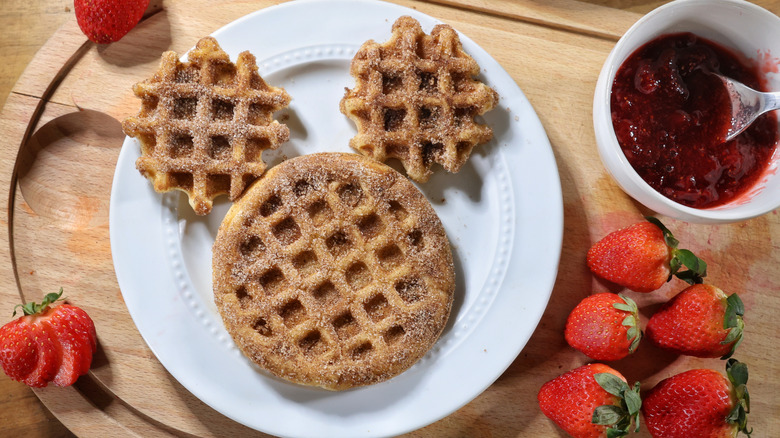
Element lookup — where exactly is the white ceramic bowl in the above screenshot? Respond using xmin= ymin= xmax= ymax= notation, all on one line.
xmin=593 ymin=0 xmax=780 ymax=223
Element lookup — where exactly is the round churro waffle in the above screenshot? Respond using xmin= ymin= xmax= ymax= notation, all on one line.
xmin=122 ymin=36 xmax=291 ymax=215
xmin=212 ymin=152 xmax=455 ymax=390
xmin=340 ymin=15 xmax=499 ymax=183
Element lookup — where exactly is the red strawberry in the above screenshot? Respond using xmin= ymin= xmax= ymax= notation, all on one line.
xmin=0 ymin=289 xmax=97 ymax=387
xmin=74 ymin=0 xmax=150 ymax=44
xmin=643 ymin=359 xmax=751 ymax=438
xmin=647 ymin=284 xmax=744 ymax=359
xmin=538 ymin=363 xmax=641 ymax=438
xmin=0 ymin=319 xmax=58 ymax=387
xmin=587 ymin=217 xmax=707 ymax=293
xmin=565 ymin=293 xmax=642 ymax=361
xmin=47 ymin=304 xmax=98 ymax=386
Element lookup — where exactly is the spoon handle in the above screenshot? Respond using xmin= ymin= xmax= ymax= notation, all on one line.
xmin=763 ymin=90 xmax=780 ymax=113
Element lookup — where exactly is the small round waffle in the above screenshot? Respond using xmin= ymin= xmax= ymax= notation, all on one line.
xmin=340 ymin=16 xmax=499 ymax=183
xmin=212 ymin=152 xmax=455 ymax=390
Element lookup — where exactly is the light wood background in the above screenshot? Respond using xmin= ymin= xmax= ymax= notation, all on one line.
xmin=0 ymin=0 xmax=777 ymax=437
xmin=2 ymin=2 xmax=80 ymax=436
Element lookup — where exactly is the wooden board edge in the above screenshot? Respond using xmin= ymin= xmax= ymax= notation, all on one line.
xmin=1 ymin=17 xmax=91 ymax=295
xmin=421 ymin=0 xmax=642 ymax=40
xmin=34 ymin=376 xmax=183 ymax=438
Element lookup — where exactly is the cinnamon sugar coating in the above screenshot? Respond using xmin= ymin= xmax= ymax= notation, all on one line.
xmin=123 ymin=36 xmax=291 ymax=215
xmin=340 ymin=16 xmax=499 ymax=182
xmin=212 ymin=153 xmax=455 ymax=390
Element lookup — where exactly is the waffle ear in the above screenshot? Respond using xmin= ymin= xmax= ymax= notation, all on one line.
xmin=188 ymin=36 xmax=231 ymax=65
xmin=122 ymin=36 xmax=291 ymax=215
xmin=340 ymin=16 xmax=498 ymax=183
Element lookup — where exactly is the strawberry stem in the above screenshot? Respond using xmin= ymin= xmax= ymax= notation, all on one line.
xmin=645 ymin=216 xmax=707 ymax=284
xmin=725 ymin=359 xmax=751 ymax=436
xmin=12 ymin=288 xmax=64 ymax=317
xmin=592 ymin=373 xmax=642 ymax=437
xmin=614 ymin=293 xmax=642 ymax=354
xmin=720 ymin=294 xmax=745 ymax=359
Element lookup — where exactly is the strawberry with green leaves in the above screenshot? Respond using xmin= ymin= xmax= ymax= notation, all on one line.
xmin=643 ymin=359 xmax=751 ymax=437
xmin=538 ymin=363 xmax=641 ymax=438
xmin=587 ymin=217 xmax=707 ymax=293
xmin=646 ymin=284 xmax=745 ymax=359
xmin=0 ymin=289 xmax=97 ymax=387
xmin=565 ymin=293 xmax=642 ymax=361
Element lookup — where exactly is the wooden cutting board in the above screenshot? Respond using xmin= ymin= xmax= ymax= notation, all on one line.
xmin=0 ymin=0 xmax=778 ymax=436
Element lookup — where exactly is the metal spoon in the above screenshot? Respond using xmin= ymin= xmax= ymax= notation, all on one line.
xmin=715 ymin=73 xmax=780 ymax=142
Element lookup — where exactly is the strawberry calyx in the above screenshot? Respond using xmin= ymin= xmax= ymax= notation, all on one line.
xmin=645 ymin=216 xmax=707 ymax=285
xmin=613 ymin=293 xmax=642 ymax=354
xmin=720 ymin=294 xmax=745 ymax=360
xmin=592 ymin=373 xmax=642 ymax=437
xmin=13 ymin=289 xmax=64 ymax=317
xmin=725 ymin=359 xmax=751 ymax=436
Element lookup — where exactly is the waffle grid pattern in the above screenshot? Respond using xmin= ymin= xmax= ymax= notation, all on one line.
xmin=123 ymin=37 xmax=291 ymax=215
xmin=213 ymin=153 xmax=454 ymax=390
xmin=340 ymin=16 xmax=499 ymax=182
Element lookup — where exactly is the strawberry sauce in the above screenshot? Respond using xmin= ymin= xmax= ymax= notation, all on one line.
xmin=611 ymin=33 xmax=778 ymax=208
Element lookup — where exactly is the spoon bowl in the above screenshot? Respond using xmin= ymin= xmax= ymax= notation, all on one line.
xmin=716 ymin=74 xmax=780 ymax=142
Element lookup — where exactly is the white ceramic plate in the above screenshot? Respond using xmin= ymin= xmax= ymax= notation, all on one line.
xmin=109 ymin=0 xmax=562 ymax=436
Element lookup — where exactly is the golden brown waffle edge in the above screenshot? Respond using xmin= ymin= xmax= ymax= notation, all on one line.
xmin=122 ymin=36 xmax=291 ymax=215
xmin=212 ymin=152 xmax=455 ymax=390
xmin=340 ymin=15 xmax=499 ymax=183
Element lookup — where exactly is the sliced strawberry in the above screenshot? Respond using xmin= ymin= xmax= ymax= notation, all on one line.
xmin=0 ymin=319 xmax=38 ymax=381
xmin=22 ymin=322 xmax=60 ymax=388
xmin=68 ymin=308 xmax=97 ymax=377
xmin=45 ymin=305 xmax=97 ymax=386
xmin=0 ymin=289 xmax=97 ymax=388
xmin=42 ymin=317 xmax=78 ymax=387
xmin=51 ymin=352 xmax=80 ymax=387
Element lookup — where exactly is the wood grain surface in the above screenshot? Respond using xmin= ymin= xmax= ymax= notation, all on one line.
xmin=0 ymin=0 xmax=778 ymax=437
xmin=1 ymin=3 xmax=77 ymax=436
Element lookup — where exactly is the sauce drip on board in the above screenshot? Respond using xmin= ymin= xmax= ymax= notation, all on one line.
xmin=611 ymin=33 xmax=778 ymax=208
